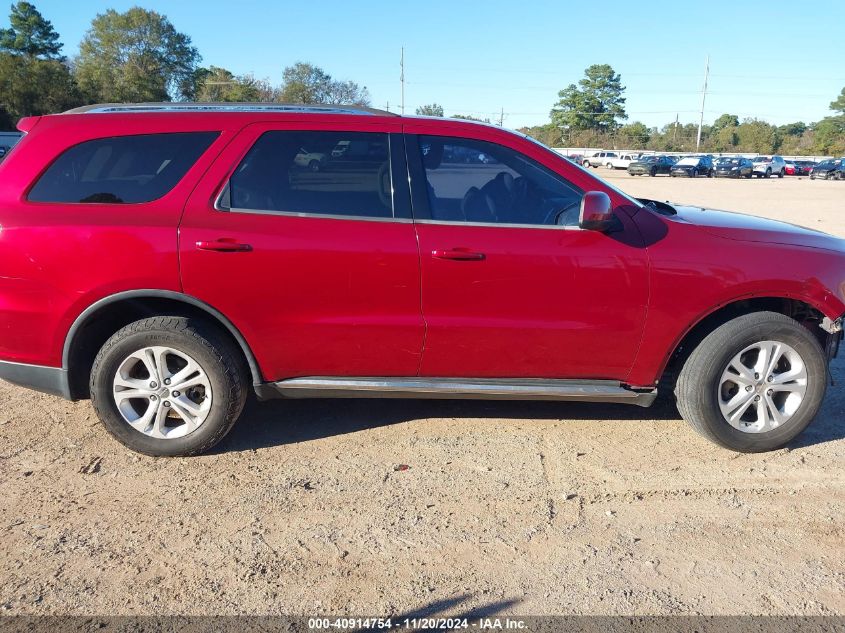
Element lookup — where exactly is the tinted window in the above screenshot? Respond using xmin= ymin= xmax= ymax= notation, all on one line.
xmin=28 ymin=133 xmax=218 ymax=204
xmin=418 ymin=135 xmax=582 ymax=226
xmin=225 ymin=131 xmax=393 ymax=218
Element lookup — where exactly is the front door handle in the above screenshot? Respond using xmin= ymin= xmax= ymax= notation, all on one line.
xmin=196 ymin=239 xmax=252 ymax=253
xmin=432 ymin=248 xmax=486 ymax=261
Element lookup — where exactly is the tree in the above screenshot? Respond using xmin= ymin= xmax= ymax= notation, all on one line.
xmin=811 ymin=116 xmax=845 ymax=155
xmin=0 ymin=1 xmax=62 ymax=59
xmin=74 ymin=8 xmax=200 ymax=103
xmin=416 ymin=103 xmax=444 ymax=117
xmin=452 ymin=113 xmax=491 ymax=123
xmin=550 ymin=64 xmax=626 ymax=133
xmin=0 ymin=52 xmax=81 ymax=125
xmin=618 ymin=121 xmax=650 ymax=148
xmin=735 ymin=118 xmax=781 ymax=153
xmin=711 ymin=113 xmax=739 ymax=132
xmin=830 ymin=87 xmax=845 ymax=116
xmin=276 ymin=62 xmax=370 ymax=105
xmin=192 ymin=66 xmax=274 ymax=102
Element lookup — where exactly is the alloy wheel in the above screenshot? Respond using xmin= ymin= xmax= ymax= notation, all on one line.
xmin=112 ymin=346 xmax=213 ymax=439
xmin=718 ymin=340 xmax=808 ymax=433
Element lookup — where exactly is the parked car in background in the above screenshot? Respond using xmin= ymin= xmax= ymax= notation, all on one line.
xmin=582 ymin=151 xmax=618 ymax=168
xmin=294 ymin=147 xmax=328 ymax=171
xmin=565 ymin=154 xmax=584 ymax=165
xmin=810 ymin=159 xmax=844 ymax=180
xmin=1 ymin=103 xmax=843 ymax=457
xmin=752 ymin=155 xmax=786 ymax=178
xmin=713 ymin=157 xmax=753 ymax=178
xmin=627 ymin=155 xmax=674 ymax=176
xmin=792 ymin=160 xmax=817 ymax=176
xmin=0 ymin=146 xmax=8 ymax=160
xmin=784 ymin=161 xmax=796 ymax=176
xmin=670 ymin=156 xmax=714 ymax=178
xmin=608 ymin=153 xmax=641 ymax=169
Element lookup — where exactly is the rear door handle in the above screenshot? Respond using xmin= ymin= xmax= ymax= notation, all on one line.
xmin=432 ymin=248 xmax=485 ymax=261
xmin=196 ymin=239 xmax=252 ymax=253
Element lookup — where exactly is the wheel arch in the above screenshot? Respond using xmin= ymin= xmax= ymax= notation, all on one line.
xmin=657 ymin=295 xmax=830 ymax=391
xmin=63 ymin=290 xmax=263 ymax=400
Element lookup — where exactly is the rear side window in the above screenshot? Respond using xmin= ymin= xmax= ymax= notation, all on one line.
xmin=28 ymin=132 xmax=218 ymax=204
xmin=223 ymin=130 xmax=393 ymax=219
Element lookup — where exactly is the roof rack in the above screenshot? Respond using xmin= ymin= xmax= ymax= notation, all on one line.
xmin=63 ymin=102 xmax=397 ymax=116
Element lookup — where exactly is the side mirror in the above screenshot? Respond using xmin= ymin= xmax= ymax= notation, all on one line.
xmin=579 ymin=191 xmax=617 ymax=231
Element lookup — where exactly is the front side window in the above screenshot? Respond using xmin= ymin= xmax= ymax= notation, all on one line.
xmin=418 ymin=135 xmax=583 ymax=226
xmin=28 ymin=132 xmax=218 ymax=204
xmin=225 ymin=130 xmax=393 ymax=219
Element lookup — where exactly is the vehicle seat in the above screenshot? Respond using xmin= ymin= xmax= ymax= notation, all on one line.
xmin=462 ymin=186 xmax=497 ymax=223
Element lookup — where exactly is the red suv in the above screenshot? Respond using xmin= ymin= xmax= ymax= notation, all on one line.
xmin=1 ymin=104 xmax=843 ymax=456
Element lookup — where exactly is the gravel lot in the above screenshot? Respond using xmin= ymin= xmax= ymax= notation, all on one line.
xmin=1 ymin=173 xmax=844 ymax=617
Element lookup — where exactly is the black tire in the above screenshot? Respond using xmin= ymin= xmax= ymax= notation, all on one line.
xmin=778 ymin=169 xmax=784 ymax=178
xmin=90 ymin=316 xmax=248 ymax=456
xmin=690 ymin=169 xmax=697 ymax=178
xmin=745 ymin=172 xmax=752 ymax=179
xmin=308 ymin=159 xmax=321 ymax=172
xmin=649 ymin=168 xmax=656 ymax=177
xmin=765 ymin=168 xmax=771 ymax=178
xmin=675 ymin=312 xmax=827 ymax=453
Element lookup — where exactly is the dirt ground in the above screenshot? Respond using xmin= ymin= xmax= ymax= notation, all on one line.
xmin=1 ymin=173 xmax=844 ymax=618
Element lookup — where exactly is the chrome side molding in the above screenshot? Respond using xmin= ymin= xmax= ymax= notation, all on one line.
xmin=267 ymin=377 xmax=657 ymax=407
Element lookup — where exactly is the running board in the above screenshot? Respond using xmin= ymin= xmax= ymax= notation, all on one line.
xmin=261 ymin=377 xmax=657 ymax=407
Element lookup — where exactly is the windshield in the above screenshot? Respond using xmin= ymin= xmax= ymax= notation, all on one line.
xmin=755 ymin=156 xmax=772 ymax=162
xmin=676 ymin=157 xmax=700 ymax=166
xmin=716 ymin=158 xmax=740 ymax=165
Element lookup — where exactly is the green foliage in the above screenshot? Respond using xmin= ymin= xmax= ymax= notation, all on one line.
xmin=193 ymin=66 xmax=273 ymax=102
xmin=276 ymin=62 xmax=369 ymax=105
xmin=0 ymin=52 xmax=81 ymax=126
xmin=451 ymin=113 xmax=491 ymax=123
xmin=74 ymin=7 xmax=199 ymax=103
xmin=778 ymin=121 xmax=807 ymax=137
xmin=711 ymin=113 xmax=739 ymax=131
xmin=516 ymin=123 xmax=558 ymax=146
xmin=551 ymin=64 xmax=626 ymax=133
xmin=830 ymin=87 xmax=845 ymax=116
xmin=811 ymin=116 xmax=845 ymax=155
xmin=0 ymin=1 xmax=61 ymax=58
xmin=617 ymin=121 xmax=650 ymax=148
xmin=416 ymin=103 xmax=444 ymax=117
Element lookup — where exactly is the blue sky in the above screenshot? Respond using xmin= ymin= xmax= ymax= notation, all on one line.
xmin=27 ymin=0 xmax=845 ymax=130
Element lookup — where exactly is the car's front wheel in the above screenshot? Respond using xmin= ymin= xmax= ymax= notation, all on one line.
xmin=675 ymin=312 xmax=827 ymax=452
xmin=90 ymin=317 xmax=248 ymax=456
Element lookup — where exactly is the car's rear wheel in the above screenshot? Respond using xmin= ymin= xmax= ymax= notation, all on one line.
xmin=691 ymin=168 xmax=698 ymax=178
xmin=649 ymin=167 xmax=656 ymax=177
xmin=778 ymin=169 xmax=784 ymax=178
xmin=308 ymin=159 xmax=321 ymax=172
xmin=765 ymin=168 xmax=771 ymax=178
xmin=675 ymin=312 xmax=827 ymax=452
xmin=90 ymin=317 xmax=248 ymax=456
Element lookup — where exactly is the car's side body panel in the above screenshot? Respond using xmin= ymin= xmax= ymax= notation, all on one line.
xmin=0 ymin=113 xmax=235 ymax=367
xmin=179 ymin=119 xmax=426 ymax=381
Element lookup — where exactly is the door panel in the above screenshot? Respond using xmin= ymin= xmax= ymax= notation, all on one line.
xmin=404 ymin=126 xmax=650 ymax=380
xmin=180 ymin=122 xmax=424 ymax=381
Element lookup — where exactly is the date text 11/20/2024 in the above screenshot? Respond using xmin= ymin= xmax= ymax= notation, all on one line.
xmin=307 ymin=617 xmax=528 ymax=630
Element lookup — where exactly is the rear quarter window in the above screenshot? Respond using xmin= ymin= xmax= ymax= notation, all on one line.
xmin=27 ymin=132 xmax=219 ymax=204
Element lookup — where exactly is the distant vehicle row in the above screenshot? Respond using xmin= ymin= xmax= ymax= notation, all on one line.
xmin=569 ymin=151 xmax=842 ymax=180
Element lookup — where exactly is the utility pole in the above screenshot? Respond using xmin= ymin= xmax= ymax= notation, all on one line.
xmin=696 ymin=55 xmax=709 ymax=152
xmin=498 ymin=107 xmax=504 ymax=127
xmin=385 ymin=101 xmax=390 ymax=112
xmin=673 ymin=113 xmax=679 ymax=145
xmin=400 ymin=47 xmax=405 ymax=115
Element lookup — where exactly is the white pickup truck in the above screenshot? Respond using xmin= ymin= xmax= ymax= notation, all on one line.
xmin=608 ymin=153 xmax=641 ymax=169
xmin=582 ymin=151 xmax=618 ymax=168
